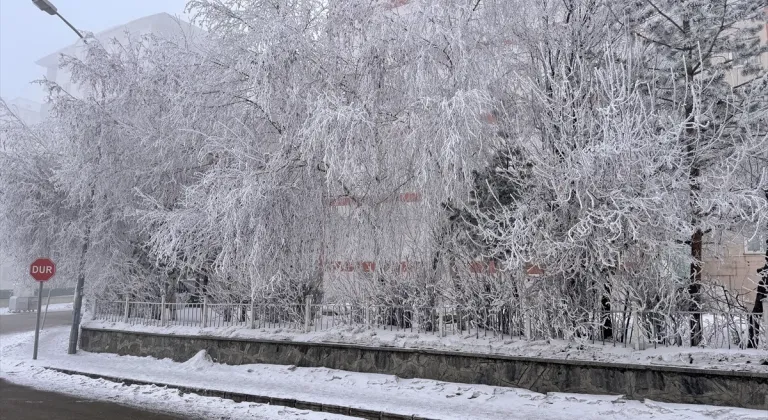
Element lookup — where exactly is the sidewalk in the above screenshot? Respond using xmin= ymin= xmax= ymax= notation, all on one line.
xmin=44 ymin=366 xmax=425 ymax=420
xmin=0 ymin=329 xmax=354 ymax=420
xmin=3 ymin=327 xmax=768 ymax=420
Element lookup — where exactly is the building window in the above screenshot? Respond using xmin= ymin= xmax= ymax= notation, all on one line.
xmin=730 ymin=51 xmax=761 ymax=68
xmin=398 ymin=192 xmax=420 ymax=203
xmin=744 ymin=54 xmax=761 ymax=67
xmin=330 ymin=196 xmax=353 ymax=206
xmin=745 ymin=232 xmax=766 ymax=254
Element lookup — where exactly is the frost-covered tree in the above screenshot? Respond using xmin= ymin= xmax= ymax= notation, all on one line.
xmin=0 ymin=100 xmax=80 ymax=295
xmin=22 ymin=30 xmax=215 ymax=347
xmin=622 ymin=0 xmax=768 ymax=344
xmin=141 ymin=0 xmax=504 ymax=311
xmin=462 ymin=1 xmax=656 ymax=335
xmin=4 ymin=0 xmax=766 ymax=348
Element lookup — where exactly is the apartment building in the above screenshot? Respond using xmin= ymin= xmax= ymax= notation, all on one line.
xmin=35 ymin=12 xmax=203 ymax=115
xmin=704 ymin=13 xmax=768 ymax=306
xmin=3 ymin=97 xmax=42 ymax=125
xmin=703 ymin=231 xmax=765 ymax=306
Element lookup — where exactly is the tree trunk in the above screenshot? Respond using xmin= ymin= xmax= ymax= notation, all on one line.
xmin=601 ymin=282 xmax=613 ymax=340
xmin=203 ymin=275 xmax=209 ymax=295
xmin=68 ymin=226 xmax=90 ymax=354
xmin=747 ymin=222 xmax=768 ymax=348
xmin=165 ymin=272 xmax=178 ymax=321
xmin=239 ymin=303 xmax=247 ymax=323
xmin=747 ymin=278 xmax=767 ymax=348
xmin=677 ymin=15 xmax=704 ymax=347
xmin=689 ymin=228 xmax=704 ymax=346
xmin=686 ymin=109 xmax=703 ymax=346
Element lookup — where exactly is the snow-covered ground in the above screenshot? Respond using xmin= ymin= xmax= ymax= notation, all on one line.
xmin=0 ymin=328 xmax=355 ymax=419
xmin=0 ymin=302 xmax=73 ymax=315
xmin=2 ymin=326 xmax=767 ymax=420
xmin=84 ymin=320 xmax=768 ymax=373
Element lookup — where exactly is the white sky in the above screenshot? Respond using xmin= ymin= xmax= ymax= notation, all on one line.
xmin=0 ymin=0 xmax=189 ymax=103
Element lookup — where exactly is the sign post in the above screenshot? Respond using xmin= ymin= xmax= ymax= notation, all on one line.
xmin=30 ymin=258 xmax=55 ymax=360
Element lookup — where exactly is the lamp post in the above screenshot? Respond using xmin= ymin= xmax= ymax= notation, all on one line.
xmin=32 ymin=0 xmax=85 ymax=39
xmin=32 ymin=0 xmax=88 ymax=355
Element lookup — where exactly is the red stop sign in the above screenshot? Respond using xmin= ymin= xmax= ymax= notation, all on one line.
xmin=30 ymin=258 xmax=56 ymax=282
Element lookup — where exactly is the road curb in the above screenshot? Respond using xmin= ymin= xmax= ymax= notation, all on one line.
xmin=45 ymin=367 xmax=437 ymax=420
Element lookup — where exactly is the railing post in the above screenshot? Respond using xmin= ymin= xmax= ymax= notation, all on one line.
xmin=762 ymin=299 xmax=768 ymax=346
xmin=632 ymin=306 xmax=646 ymax=351
xmin=438 ymin=307 xmax=445 ymax=337
xmin=161 ymin=295 xmax=167 ymax=326
xmin=524 ymin=308 xmax=532 ymax=340
xmin=123 ymin=295 xmax=130 ymax=323
xmin=519 ymin=298 xmax=531 ymax=340
xmin=250 ymin=299 xmax=256 ymax=329
xmin=202 ymin=295 xmax=208 ymax=328
xmin=304 ymin=295 xmax=312 ymax=333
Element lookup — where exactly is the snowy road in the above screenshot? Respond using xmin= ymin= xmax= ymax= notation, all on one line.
xmin=0 ymin=379 xmax=182 ymax=420
xmin=0 ymin=309 xmax=72 ymax=334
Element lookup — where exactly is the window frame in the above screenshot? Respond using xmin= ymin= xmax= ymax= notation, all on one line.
xmin=744 ymin=232 xmax=767 ymax=255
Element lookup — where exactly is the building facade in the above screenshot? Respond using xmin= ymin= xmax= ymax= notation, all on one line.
xmin=704 ymin=12 xmax=768 ymax=307
xmin=3 ymin=97 xmax=42 ymax=125
xmin=35 ymin=12 xmax=203 ymax=116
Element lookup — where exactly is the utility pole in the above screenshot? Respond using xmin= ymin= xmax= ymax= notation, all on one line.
xmin=32 ymin=0 xmax=89 ymax=355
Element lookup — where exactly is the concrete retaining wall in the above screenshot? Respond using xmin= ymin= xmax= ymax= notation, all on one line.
xmin=80 ymin=327 xmax=768 ymax=410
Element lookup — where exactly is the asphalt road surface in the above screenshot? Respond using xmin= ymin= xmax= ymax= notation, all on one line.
xmin=0 ymin=379 xmax=182 ymax=420
xmin=0 ymin=309 xmax=73 ymax=335
xmin=0 ymin=311 xmax=183 ymax=419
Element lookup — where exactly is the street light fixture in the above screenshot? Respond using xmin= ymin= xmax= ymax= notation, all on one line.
xmin=32 ymin=0 xmax=85 ymax=39
xmin=31 ymin=0 xmax=56 ymax=14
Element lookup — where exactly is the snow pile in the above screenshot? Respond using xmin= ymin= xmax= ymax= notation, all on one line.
xmin=181 ymin=349 xmax=215 ymax=371
xmin=0 ymin=331 xmax=33 ymax=357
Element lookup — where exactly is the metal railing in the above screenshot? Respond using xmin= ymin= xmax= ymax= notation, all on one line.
xmin=92 ymin=298 xmax=768 ymax=350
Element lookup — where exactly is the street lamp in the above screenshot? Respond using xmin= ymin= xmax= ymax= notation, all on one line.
xmin=32 ymin=0 xmax=87 ymax=355
xmin=32 ymin=0 xmax=85 ymax=39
